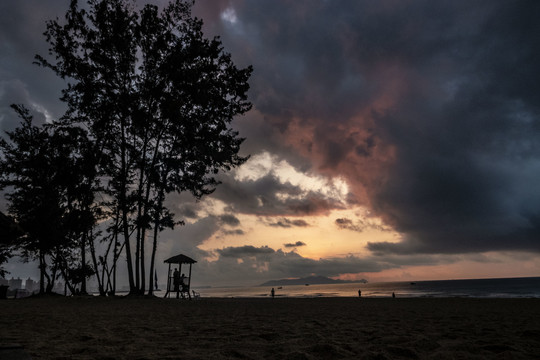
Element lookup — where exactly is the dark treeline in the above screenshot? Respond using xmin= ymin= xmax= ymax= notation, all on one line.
xmin=0 ymin=0 xmax=252 ymax=296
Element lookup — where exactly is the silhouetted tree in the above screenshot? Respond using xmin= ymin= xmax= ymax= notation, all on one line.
xmin=0 ymin=244 xmax=11 ymax=279
xmin=0 ymin=105 xmax=98 ymax=294
xmin=36 ymin=0 xmax=252 ymax=295
xmin=0 ymin=211 xmax=21 ymax=277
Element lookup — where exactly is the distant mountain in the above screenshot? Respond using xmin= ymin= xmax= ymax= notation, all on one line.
xmin=260 ymin=275 xmax=367 ymax=287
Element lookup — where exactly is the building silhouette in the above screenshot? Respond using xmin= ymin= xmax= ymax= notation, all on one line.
xmin=25 ymin=277 xmax=37 ymax=292
xmin=8 ymin=277 xmax=22 ymax=290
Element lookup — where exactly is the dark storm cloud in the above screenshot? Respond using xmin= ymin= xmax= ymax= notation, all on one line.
xmin=217 ymin=245 xmax=275 ymax=258
xmin=283 ymin=241 xmax=306 ymax=248
xmin=204 ymin=0 xmax=540 ymax=255
xmin=267 ymin=218 xmax=310 ymax=228
xmin=219 ymin=214 xmax=241 ymax=227
xmin=364 ymin=1 xmax=540 ymax=254
xmin=222 ymin=229 xmax=245 ymax=236
xmin=178 ymin=206 xmax=198 ymax=219
xmin=335 ymin=218 xmax=362 ymax=233
xmin=212 ymin=172 xmax=345 ymax=216
xmin=335 ymin=217 xmax=391 ymax=233
xmin=0 ymin=1 xmax=68 ymax=132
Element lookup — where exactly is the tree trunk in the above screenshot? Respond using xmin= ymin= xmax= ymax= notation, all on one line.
xmin=59 ymin=265 xmax=77 ymax=296
xmin=80 ymin=231 xmax=87 ymax=295
xmin=39 ymin=251 xmax=45 ymax=294
xmin=135 ymin=228 xmax=140 ymax=292
xmin=122 ymin=208 xmax=135 ymax=292
xmin=135 ymin=135 xmax=149 ymax=294
xmin=89 ymin=231 xmax=106 ymax=296
xmin=120 ymin=117 xmax=135 ymax=292
xmin=44 ymin=269 xmax=53 ymax=293
xmin=148 ymin=189 xmax=165 ymax=296
xmin=111 ymin=209 xmax=121 ymax=296
xmin=148 ymin=231 xmax=158 ymax=295
xmin=143 ymin=131 xmax=164 ymax=295
xmin=112 ymin=233 xmax=117 ymax=295
xmin=140 ymin=230 xmax=145 ymax=294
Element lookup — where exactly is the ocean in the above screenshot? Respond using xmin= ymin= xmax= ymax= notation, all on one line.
xmin=180 ymin=277 xmax=540 ymax=299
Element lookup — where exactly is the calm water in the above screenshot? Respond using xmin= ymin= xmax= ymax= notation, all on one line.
xmin=172 ymin=277 xmax=540 ymax=298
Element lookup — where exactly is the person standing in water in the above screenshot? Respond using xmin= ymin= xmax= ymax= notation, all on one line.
xmin=271 ymin=288 xmax=275 ymax=298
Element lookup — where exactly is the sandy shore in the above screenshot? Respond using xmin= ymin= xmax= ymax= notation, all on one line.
xmin=1 ymin=296 xmax=539 ymax=359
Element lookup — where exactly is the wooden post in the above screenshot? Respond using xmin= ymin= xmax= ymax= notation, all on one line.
xmin=178 ymin=263 xmax=183 ymax=299
xmin=188 ymin=263 xmax=193 ymax=299
xmin=164 ymin=263 xmax=171 ymax=298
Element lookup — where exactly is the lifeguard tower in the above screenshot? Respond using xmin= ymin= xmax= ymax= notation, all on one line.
xmin=164 ymin=254 xmax=197 ymax=299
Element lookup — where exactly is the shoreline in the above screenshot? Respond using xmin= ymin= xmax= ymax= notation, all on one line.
xmin=2 ymin=297 xmax=540 ymax=359
xmin=5 ymin=291 xmax=540 ymax=300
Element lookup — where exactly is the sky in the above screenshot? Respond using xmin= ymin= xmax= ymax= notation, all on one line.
xmin=1 ymin=0 xmax=539 ymax=287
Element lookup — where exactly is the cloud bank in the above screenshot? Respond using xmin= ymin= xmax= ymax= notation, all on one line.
xmin=197 ymin=0 xmax=540 ymax=255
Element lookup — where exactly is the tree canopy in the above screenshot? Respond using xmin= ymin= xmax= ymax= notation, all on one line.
xmin=0 ymin=0 xmax=252 ymax=295
xmin=0 ymin=105 xmax=98 ymax=292
xmin=0 ymin=211 xmax=21 ymax=277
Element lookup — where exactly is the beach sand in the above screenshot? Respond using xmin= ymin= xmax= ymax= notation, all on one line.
xmin=1 ymin=296 xmax=539 ymax=359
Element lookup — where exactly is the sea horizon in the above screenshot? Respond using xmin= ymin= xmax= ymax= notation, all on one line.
xmin=179 ymin=276 xmax=540 ymax=299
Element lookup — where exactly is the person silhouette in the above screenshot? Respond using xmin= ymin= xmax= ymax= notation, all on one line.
xmin=271 ymin=287 xmax=275 ymax=298
xmin=173 ymin=268 xmax=180 ymax=298
xmin=180 ymin=273 xmax=187 ymax=298
xmin=358 ymin=289 xmax=361 ymax=298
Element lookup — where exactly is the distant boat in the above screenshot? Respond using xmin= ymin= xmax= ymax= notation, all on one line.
xmin=277 ymin=287 xmax=282 ymax=289
xmin=410 ymin=282 xmax=416 ymax=285
xmin=305 ymin=284 xmax=309 ymax=286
